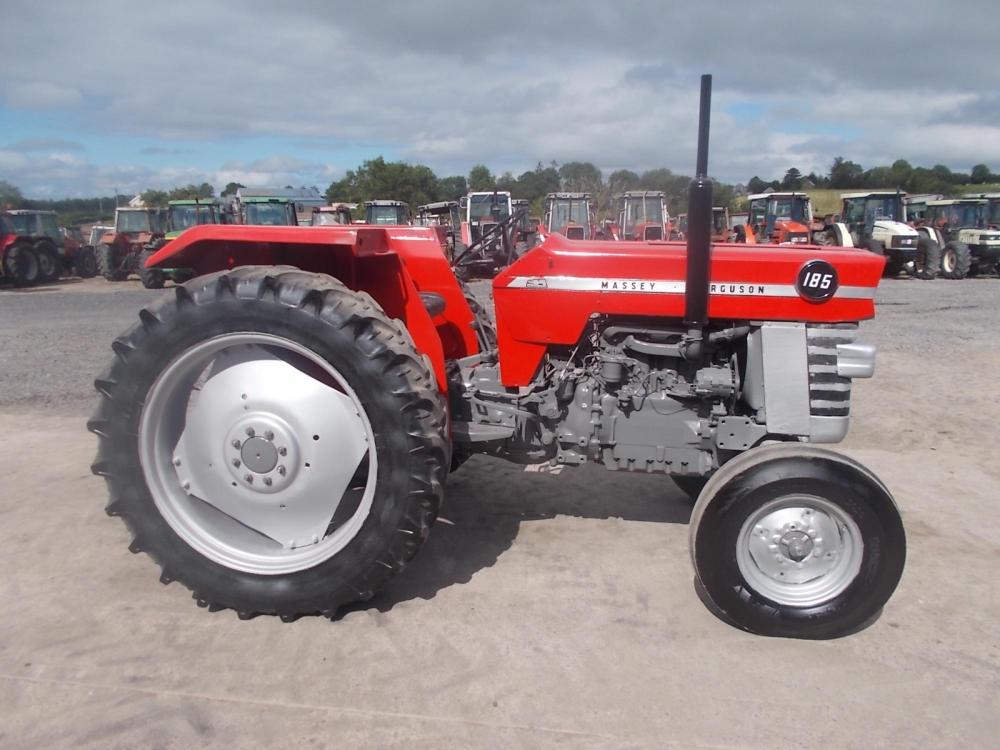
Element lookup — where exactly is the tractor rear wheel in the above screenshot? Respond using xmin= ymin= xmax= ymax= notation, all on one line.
xmin=3 ymin=242 xmax=40 ymax=287
xmin=139 ymin=248 xmax=166 ymax=289
xmin=73 ymin=246 xmax=98 ymax=278
xmin=689 ymin=444 xmax=905 ymax=639
xmin=939 ymin=242 xmax=972 ymax=279
xmin=97 ymin=243 xmax=127 ymax=281
xmin=89 ymin=266 xmax=449 ymax=619
xmin=34 ymin=241 xmax=62 ymax=284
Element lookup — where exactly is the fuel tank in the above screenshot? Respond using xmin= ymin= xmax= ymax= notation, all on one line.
xmin=492 ymin=234 xmax=884 ymax=385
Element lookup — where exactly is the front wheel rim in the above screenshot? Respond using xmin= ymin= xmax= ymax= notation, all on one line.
xmin=736 ymin=495 xmax=863 ymax=607
xmin=139 ymin=332 xmax=378 ymax=575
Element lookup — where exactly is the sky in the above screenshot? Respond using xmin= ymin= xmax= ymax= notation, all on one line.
xmin=1 ymin=0 xmax=997 ymax=198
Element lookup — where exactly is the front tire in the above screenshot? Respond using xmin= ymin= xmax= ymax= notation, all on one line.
xmin=74 ymin=246 xmax=98 ymax=278
xmin=97 ymin=243 xmax=127 ymax=281
xmin=139 ymin=248 xmax=166 ymax=289
xmin=939 ymin=242 xmax=972 ymax=279
xmin=690 ymin=445 xmax=905 ymax=639
xmin=89 ymin=266 xmax=449 ymax=619
xmin=34 ymin=241 xmax=62 ymax=283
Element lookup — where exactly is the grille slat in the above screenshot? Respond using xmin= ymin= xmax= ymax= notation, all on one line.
xmin=807 ymin=323 xmax=856 ymax=418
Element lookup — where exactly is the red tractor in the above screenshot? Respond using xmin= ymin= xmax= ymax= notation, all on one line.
xmin=612 ymin=190 xmax=670 ymax=240
xmin=541 ymin=192 xmax=596 ymax=240
xmin=97 ymin=207 xmax=166 ymax=281
xmin=0 ymin=209 xmax=97 ymax=286
xmin=91 ymin=77 xmax=904 ymax=638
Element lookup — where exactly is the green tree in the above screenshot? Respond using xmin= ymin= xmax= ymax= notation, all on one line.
xmin=167 ymin=182 xmax=215 ymax=201
xmin=140 ymin=189 xmax=169 ymax=207
xmin=558 ymin=161 xmax=603 ymax=193
xmin=0 ymin=180 xmax=25 ymax=209
xmin=467 ymin=164 xmax=495 ymax=191
xmin=828 ymin=157 xmax=864 ymax=188
xmin=436 ymin=175 xmax=467 ymax=200
xmin=223 ymin=181 xmax=246 ymax=196
xmin=325 ymin=156 xmax=439 ymax=208
xmin=781 ymin=167 xmax=803 ymax=190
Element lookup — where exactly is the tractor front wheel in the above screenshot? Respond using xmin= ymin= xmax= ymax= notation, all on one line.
xmin=939 ymin=242 xmax=972 ymax=279
xmin=97 ymin=243 xmax=127 ymax=281
xmin=89 ymin=267 xmax=449 ymax=619
xmin=689 ymin=444 xmax=905 ymax=639
xmin=73 ymin=246 xmax=98 ymax=278
xmin=139 ymin=248 xmax=166 ymax=289
xmin=34 ymin=241 xmax=62 ymax=284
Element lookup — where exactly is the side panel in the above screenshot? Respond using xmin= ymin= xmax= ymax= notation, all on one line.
xmin=493 ymin=236 xmax=884 ymax=385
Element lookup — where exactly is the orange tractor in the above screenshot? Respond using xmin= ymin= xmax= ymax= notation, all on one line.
xmin=742 ymin=192 xmax=813 ymax=245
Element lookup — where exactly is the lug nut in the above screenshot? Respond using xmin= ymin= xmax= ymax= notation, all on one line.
xmin=244 ymin=474 xmax=254 ymax=484
xmin=277 ymin=465 xmax=286 ymax=476
xmin=245 ymin=427 xmax=255 ymax=437
xmin=278 ymin=447 xmax=287 ymax=456
xmin=232 ymin=439 xmax=241 ymax=449
xmin=264 ymin=430 xmax=274 ymax=441
xmin=182 ymin=481 xmax=190 ymax=491
xmin=173 ymin=457 xmax=182 ymax=466
xmin=263 ymin=477 xmax=273 ymax=487
xmin=232 ymin=458 xmax=241 ymax=468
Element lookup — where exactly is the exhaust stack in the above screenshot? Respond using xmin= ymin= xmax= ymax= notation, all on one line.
xmin=684 ymin=74 xmax=714 ymax=328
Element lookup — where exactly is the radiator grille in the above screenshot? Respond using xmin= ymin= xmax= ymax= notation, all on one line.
xmin=806 ymin=323 xmax=856 ymax=417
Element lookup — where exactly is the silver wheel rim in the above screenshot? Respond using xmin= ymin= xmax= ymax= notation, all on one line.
xmin=942 ymin=248 xmax=955 ymax=273
xmin=139 ymin=333 xmax=377 ymax=575
xmin=736 ymin=495 xmax=863 ymax=607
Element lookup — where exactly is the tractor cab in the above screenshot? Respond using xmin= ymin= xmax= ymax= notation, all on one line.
xmin=963 ymin=192 xmax=1000 ymax=229
xmin=113 ymin=207 xmax=165 ymax=240
xmin=511 ymin=198 xmax=537 ymax=246
xmin=460 ymin=191 xmax=512 ymax=245
xmin=241 ymin=198 xmax=298 ymax=226
xmin=89 ymin=225 xmax=112 ymax=246
xmin=745 ymin=192 xmax=811 ymax=244
xmin=615 ymin=190 xmax=668 ymax=241
xmin=711 ymin=206 xmax=731 ymax=242
xmin=543 ymin=192 xmax=595 ymax=240
xmin=165 ymin=199 xmax=222 ymax=239
xmin=311 ymin=204 xmax=355 ymax=226
xmin=364 ymin=200 xmax=410 ymax=225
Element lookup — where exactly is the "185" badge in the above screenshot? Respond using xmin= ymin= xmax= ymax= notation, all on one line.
xmin=796 ymin=259 xmax=839 ymax=302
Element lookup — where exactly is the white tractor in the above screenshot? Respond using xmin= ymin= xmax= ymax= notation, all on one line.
xmin=835 ymin=192 xmax=932 ymax=278
xmin=912 ymin=198 xmax=1000 ymax=279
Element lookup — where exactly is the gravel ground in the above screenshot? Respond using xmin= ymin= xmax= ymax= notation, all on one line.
xmin=0 ymin=273 xmax=998 ymax=748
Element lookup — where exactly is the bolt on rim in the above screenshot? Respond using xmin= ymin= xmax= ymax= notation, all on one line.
xmin=139 ymin=333 xmax=377 ymax=575
xmin=735 ymin=494 xmax=863 ymax=607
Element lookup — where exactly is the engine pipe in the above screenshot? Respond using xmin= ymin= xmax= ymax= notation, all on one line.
xmin=684 ymin=74 xmax=714 ymax=330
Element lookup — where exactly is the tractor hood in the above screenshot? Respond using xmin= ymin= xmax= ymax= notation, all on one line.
xmin=493 ymin=234 xmax=885 ymax=384
xmin=874 ymin=219 xmax=917 ymax=236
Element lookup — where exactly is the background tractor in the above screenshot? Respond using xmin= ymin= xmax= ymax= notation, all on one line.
xmin=93 ymin=75 xmax=905 ymax=640
xmin=743 ymin=192 xmax=814 ymax=245
xmin=239 ymin=197 xmax=299 ymax=226
xmin=310 ymin=204 xmax=355 ymax=226
xmin=97 ymin=207 xmax=166 ymax=281
xmin=1 ymin=209 xmax=97 ymax=285
xmin=364 ymin=200 xmax=410 ymax=225
xmin=915 ymin=198 xmax=1000 ymax=279
xmin=139 ymin=199 xmax=224 ymax=289
xmin=542 ymin=192 xmax=596 ymax=240
xmin=613 ymin=190 xmax=669 ymax=240
xmin=711 ymin=206 xmax=731 ymax=242
xmin=834 ymin=191 xmax=934 ymax=278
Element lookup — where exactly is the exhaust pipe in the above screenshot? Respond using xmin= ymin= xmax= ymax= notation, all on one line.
xmin=684 ymin=74 xmax=714 ymax=329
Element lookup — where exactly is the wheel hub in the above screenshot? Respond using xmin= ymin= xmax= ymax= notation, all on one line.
xmin=225 ymin=415 xmax=299 ymax=494
xmin=779 ymin=530 xmax=813 ymax=562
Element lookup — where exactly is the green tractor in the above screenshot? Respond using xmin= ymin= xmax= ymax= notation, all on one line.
xmin=139 ymin=199 xmax=223 ymax=289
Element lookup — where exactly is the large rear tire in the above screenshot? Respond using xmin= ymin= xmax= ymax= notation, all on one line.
xmin=914 ymin=236 xmax=941 ymax=279
xmin=690 ymin=444 xmax=905 ymax=639
xmin=89 ymin=266 xmax=450 ymax=619
xmin=97 ymin=243 xmax=127 ymax=281
xmin=139 ymin=248 xmax=166 ymax=289
xmin=939 ymin=242 xmax=972 ymax=279
xmin=3 ymin=242 xmax=40 ymax=287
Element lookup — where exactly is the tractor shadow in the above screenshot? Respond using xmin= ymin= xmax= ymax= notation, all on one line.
xmin=339 ymin=455 xmax=693 ymax=618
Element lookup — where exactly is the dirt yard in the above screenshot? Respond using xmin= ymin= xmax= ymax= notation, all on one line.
xmin=0 ymin=275 xmax=997 ymax=748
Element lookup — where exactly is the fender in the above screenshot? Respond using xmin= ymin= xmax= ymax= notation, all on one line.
xmin=917 ymin=226 xmax=944 ymax=246
xmin=829 ymin=223 xmax=854 ymax=247
xmin=145 ymin=224 xmax=480 ymax=393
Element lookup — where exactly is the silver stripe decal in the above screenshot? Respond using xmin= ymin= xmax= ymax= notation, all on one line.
xmin=504 ymin=276 xmax=876 ymax=300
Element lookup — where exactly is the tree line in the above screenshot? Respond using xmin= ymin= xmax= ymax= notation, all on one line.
xmin=749 ymin=159 xmax=1000 ymax=195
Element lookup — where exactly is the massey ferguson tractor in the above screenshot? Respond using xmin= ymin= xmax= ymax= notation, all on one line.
xmin=90 ymin=76 xmax=905 ymax=639
xmin=541 ymin=192 xmax=596 ymax=240
xmin=97 ymin=207 xmax=166 ymax=281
